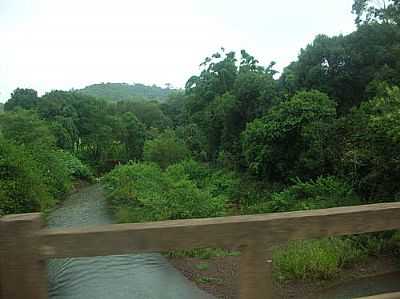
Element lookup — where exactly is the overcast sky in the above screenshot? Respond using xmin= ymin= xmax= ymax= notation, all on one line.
xmin=0 ymin=0 xmax=356 ymax=102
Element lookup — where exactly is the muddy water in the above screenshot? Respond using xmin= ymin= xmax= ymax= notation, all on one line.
xmin=47 ymin=185 xmax=214 ymax=299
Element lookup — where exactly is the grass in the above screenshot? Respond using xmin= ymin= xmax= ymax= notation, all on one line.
xmin=104 ymin=163 xmax=400 ymax=283
xmin=195 ymin=262 xmax=210 ymax=271
xmin=168 ymin=233 xmax=400 ymax=283
xmin=165 ymin=248 xmax=241 ymax=259
xmin=272 ymin=232 xmax=400 ymax=282
xmin=196 ymin=276 xmax=223 ymax=284
xmin=273 ymin=238 xmax=367 ymax=281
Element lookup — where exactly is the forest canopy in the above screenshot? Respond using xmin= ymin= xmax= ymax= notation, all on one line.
xmin=2 ymin=15 xmax=400 ymax=217
xmin=79 ymin=82 xmax=175 ymax=102
xmin=1 ymin=1 xmax=400 ymax=283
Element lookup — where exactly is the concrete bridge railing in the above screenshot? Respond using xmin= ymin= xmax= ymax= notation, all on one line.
xmin=2 ymin=202 xmax=400 ymax=299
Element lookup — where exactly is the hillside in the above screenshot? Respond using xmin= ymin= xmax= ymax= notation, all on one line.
xmin=79 ymin=82 xmax=174 ymax=102
xmin=0 ymin=103 xmax=4 ymax=112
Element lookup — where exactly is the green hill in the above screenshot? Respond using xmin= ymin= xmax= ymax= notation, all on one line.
xmin=0 ymin=103 xmax=4 ymax=112
xmin=79 ymin=82 xmax=174 ymax=102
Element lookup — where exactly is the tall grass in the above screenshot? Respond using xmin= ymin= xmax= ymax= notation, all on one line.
xmin=273 ymin=238 xmax=366 ymax=281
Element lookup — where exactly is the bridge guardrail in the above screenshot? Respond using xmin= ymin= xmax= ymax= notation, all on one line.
xmin=2 ymin=202 xmax=400 ymax=299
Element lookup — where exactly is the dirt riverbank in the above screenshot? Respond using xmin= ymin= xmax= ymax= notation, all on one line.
xmin=169 ymin=254 xmax=400 ymax=299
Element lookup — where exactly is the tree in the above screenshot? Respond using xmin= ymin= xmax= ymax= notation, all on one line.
xmin=36 ymin=90 xmax=151 ymax=171
xmin=143 ymin=130 xmax=190 ymax=168
xmin=242 ymin=91 xmax=337 ymax=181
xmin=79 ymin=82 xmax=173 ymax=102
xmin=338 ymin=86 xmax=400 ymax=199
xmin=37 ymin=90 xmax=82 ymax=151
xmin=176 ymin=123 xmax=208 ymax=161
xmin=4 ymin=88 xmax=38 ymax=111
xmin=118 ymin=112 xmax=146 ymax=161
xmin=0 ymin=110 xmax=56 ymax=147
xmin=161 ymin=92 xmax=187 ymax=128
xmin=185 ymin=49 xmax=279 ymax=161
xmin=116 ymin=100 xmax=172 ymax=130
xmin=186 ymin=49 xmax=238 ymax=106
xmin=281 ymin=24 xmax=400 ymax=112
xmin=352 ymin=0 xmax=400 ymax=25
xmin=0 ymin=110 xmax=72 ymax=198
xmin=0 ymin=136 xmax=52 ymax=215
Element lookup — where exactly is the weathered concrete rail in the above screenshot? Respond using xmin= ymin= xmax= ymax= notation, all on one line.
xmin=356 ymin=292 xmax=400 ymax=299
xmin=2 ymin=202 xmax=400 ymax=299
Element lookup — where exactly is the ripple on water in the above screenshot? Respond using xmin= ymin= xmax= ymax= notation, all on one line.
xmin=47 ymin=185 xmax=214 ymax=299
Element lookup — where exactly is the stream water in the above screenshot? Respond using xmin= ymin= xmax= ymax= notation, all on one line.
xmin=46 ymin=185 xmax=214 ymax=299
xmin=45 ymin=184 xmax=400 ymax=299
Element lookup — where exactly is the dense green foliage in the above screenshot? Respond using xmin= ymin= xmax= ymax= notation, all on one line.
xmin=115 ymin=100 xmax=172 ymax=130
xmin=242 ymin=90 xmax=337 ymax=181
xmin=0 ymin=110 xmax=72 ymax=198
xmin=0 ymin=111 xmax=81 ymax=215
xmin=103 ymin=160 xmax=233 ymax=222
xmin=4 ymin=88 xmax=38 ymax=111
xmin=143 ymin=130 xmax=190 ymax=168
xmin=338 ymin=86 xmax=400 ymax=199
xmin=79 ymin=82 xmax=174 ymax=102
xmin=2 ymin=3 xmax=400 ymax=282
xmin=183 ymin=49 xmax=280 ymax=161
xmin=281 ymin=24 xmax=400 ymax=113
xmin=0 ymin=82 xmax=176 ymax=215
xmin=11 ymin=90 xmax=153 ymax=172
xmin=56 ymin=150 xmax=94 ymax=181
xmin=0 ymin=136 xmax=52 ymax=215
xmin=160 ymin=92 xmax=187 ymax=128
xmin=241 ymin=176 xmax=359 ymax=215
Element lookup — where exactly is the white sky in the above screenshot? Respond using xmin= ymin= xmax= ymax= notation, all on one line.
xmin=0 ymin=0 xmax=356 ymax=102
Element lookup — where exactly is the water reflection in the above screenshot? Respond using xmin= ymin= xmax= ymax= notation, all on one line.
xmin=47 ymin=185 xmax=213 ymax=299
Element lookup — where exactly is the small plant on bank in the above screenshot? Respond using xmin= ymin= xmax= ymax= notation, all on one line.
xmin=196 ymin=276 xmax=223 ymax=285
xmin=195 ymin=262 xmax=210 ymax=271
xmin=273 ymin=238 xmax=367 ymax=281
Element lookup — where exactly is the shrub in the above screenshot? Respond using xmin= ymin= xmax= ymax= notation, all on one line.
xmin=242 ymin=176 xmax=359 ymax=214
xmin=36 ymin=149 xmax=73 ymax=199
xmin=164 ymin=164 xmax=227 ymax=219
xmin=174 ymin=159 xmax=210 ymax=187
xmin=54 ymin=150 xmax=94 ymax=181
xmin=103 ymin=161 xmax=228 ymax=223
xmin=173 ymin=159 xmax=239 ymax=199
xmin=0 ymin=110 xmax=74 ymax=200
xmin=143 ymin=130 xmax=190 ymax=169
xmin=268 ymin=176 xmax=360 ymax=212
xmin=102 ymin=162 xmax=164 ymax=212
xmin=0 ymin=137 xmax=53 ymax=215
xmin=347 ymin=231 xmax=400 ymax=256
xmin=236 ymin=175 xmax=283 ymax=213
